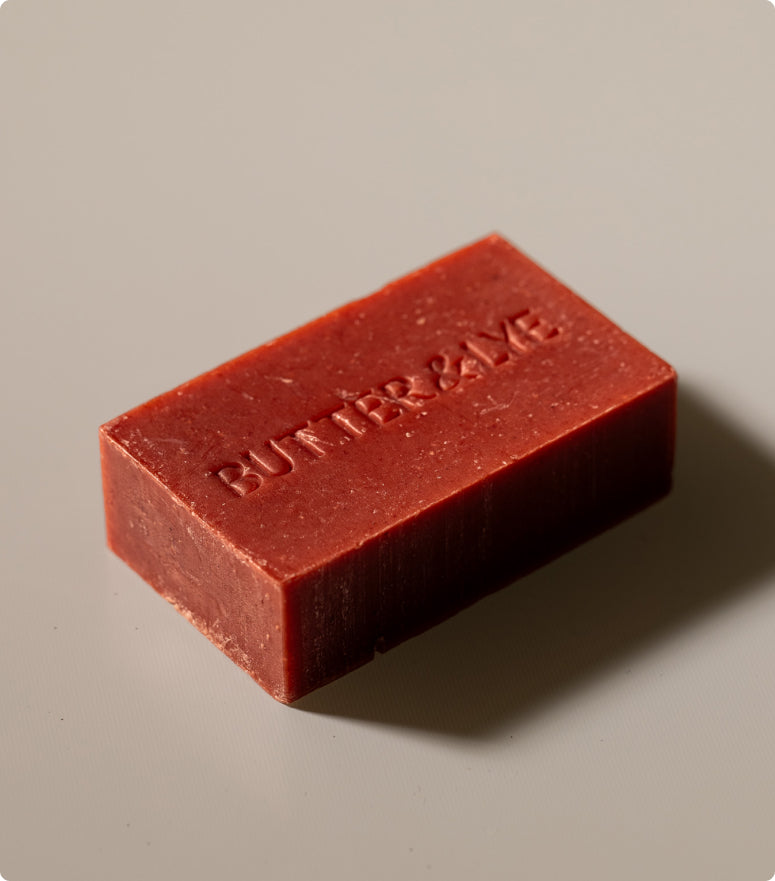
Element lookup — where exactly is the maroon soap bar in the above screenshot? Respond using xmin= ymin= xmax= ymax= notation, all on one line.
xmin=100 ymin=234 xmax=676 ymax=702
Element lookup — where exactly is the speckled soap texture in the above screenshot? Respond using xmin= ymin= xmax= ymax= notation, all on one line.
xmin=100 ymin=234 xmax=677 ymax=702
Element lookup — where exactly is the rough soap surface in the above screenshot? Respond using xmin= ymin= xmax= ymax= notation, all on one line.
xmin=100 ymin=234 xmax=676 ymax=702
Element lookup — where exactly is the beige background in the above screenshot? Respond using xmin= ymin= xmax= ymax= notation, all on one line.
xmin=2 ymin=1 xmax=775 ymax=879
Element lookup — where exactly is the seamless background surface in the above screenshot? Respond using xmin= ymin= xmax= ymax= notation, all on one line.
xmin=1 ymin=1 xmax=774 ymax=879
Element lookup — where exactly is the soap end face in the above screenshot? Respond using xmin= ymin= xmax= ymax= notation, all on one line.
xmin=99 ymin=424 xmax=293 ymax=702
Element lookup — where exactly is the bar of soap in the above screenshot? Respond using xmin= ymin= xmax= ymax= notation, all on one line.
xmin=100 ymin=234 xmax=676 ymax=703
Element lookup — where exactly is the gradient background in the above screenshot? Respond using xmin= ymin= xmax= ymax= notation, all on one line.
xmin=1 ymin=1 xmax=774 ymax=879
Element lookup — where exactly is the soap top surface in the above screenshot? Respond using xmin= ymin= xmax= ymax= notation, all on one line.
xmin=102 ymin=234 xmax=675 ymax=583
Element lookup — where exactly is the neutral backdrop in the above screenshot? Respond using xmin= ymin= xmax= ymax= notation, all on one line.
xmin=2 ymin=1 xmax=774 ymax=879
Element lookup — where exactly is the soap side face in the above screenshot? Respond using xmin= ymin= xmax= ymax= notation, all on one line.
xmin=100 ymin=234 xmax=676 ymax=702
xmin=283 ymin=376 xmax=675 ymax=699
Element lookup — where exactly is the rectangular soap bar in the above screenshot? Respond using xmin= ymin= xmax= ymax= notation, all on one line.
xmin=100 ymin=234 xmax=676 ymax=703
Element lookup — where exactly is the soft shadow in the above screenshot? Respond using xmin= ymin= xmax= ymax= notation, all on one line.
xmin=295 ymin=386 xmax=775 ymax=737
